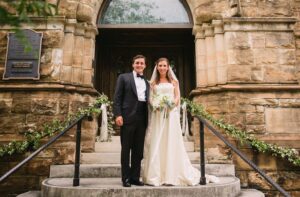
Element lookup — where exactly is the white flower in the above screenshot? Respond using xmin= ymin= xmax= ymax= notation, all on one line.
xmin=151 ymin=94 xmax=175 ymax=112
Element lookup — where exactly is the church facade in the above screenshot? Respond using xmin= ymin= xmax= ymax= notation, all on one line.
xmin=0 ymin=0 xmax=299 ymax=196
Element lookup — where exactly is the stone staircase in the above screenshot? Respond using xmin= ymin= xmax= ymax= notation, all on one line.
xmin=26 ymin=137 xmax=264 ymax=197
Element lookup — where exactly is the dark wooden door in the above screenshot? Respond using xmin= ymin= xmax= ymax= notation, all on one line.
xmin=95 ymin=28 xmax=195 ymax=99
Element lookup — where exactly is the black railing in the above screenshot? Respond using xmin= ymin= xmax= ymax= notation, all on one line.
xmin=194 ymin=115 xmax=291 ymax=197
xmin=0 ymin=114 xmax=92 ymax=186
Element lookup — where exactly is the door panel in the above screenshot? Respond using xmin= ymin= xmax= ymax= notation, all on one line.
xmin=95 ymin=29 xmax=195 ymax=99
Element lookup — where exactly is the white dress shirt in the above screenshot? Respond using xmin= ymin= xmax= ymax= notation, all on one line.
xmin=133 ymin=71 xmax=146 ymax=102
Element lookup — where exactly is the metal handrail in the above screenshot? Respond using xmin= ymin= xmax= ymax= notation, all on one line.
xmin=0 ymin=114 xmax=90 ymax=186
xmin=193 ymin=115 xmax=291 ymax=197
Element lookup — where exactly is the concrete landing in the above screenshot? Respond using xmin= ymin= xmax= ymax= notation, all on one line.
xmin=42 ymin=177 xmax=240 ymax=197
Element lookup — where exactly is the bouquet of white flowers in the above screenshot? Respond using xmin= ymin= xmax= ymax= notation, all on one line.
xmin=151 ymin=94 xmax=175 ymax=113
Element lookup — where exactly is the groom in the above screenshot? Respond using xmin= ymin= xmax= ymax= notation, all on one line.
xmin=113 ymin=55 xmax=149 ymax=187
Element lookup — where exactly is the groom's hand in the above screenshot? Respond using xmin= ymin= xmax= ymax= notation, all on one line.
xmin=115 ymin=116 xmax=123 ymax=126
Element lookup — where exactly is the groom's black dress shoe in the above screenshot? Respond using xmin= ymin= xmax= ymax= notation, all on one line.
xmin=123 ymin=179 xmax=131 ymax=187
xmin=130 ymin=179 xmax=144 ymax=186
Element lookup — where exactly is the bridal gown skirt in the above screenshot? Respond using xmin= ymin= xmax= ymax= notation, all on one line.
xmin=142 ymin=107 xmax=200 ymax=186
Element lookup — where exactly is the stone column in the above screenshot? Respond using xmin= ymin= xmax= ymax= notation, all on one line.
xmin=61 ymin=19 xmax=76 ymax=82
xmin=82 ymin=27 xmax=98 ymax=86
xmin=72 ymin=23 xmax=86 ymax=84
xmin=203 ymin=23 xmax=217 ymax=86
xmin=213 ymin=20 xmax=227 ymax=84
xmin=193 ymin=25 xmax=207 ymax=87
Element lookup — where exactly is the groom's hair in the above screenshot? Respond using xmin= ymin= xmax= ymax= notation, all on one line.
xmin=132 ymin=55 xmax=146 ymax=64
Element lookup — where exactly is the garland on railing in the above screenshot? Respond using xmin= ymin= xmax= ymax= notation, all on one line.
xmin=0 ymin=94 xmax=113 ymax=157
xmin=182 ymin=98 xmax=300 ymax=167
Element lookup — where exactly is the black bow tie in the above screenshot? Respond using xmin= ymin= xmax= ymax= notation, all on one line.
xmin=137 ymin=74 xmax=144 ymax=79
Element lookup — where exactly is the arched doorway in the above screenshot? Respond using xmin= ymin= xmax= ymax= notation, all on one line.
xmin=94 ymin=0 xmax=195 ymax=99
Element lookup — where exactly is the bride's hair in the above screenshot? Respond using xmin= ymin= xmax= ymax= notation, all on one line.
xmin=153 ymin=57 xmax=174 ymax=85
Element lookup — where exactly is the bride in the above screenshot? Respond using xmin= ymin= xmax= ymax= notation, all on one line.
xmin=142 ymin=57 xmax=202 ymax=186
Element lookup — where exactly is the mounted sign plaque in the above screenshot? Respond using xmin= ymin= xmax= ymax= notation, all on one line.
xmin=3 ymin=29 xmax=43 ymax=80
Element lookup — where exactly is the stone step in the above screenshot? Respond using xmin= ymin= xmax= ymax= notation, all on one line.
xmin=19 ymin=181 xmax=265 ymax=197
xmin=81 ymin=152 xmax=203 ymax=164
xmin=42 ymin=177 xmax=241 ymax=197
xmin=238 ymin=189 xmax=265 ymax=197
xmin=94 ymin=140 xmax=195 ymax=152
xmin=19 ymin=183 xmax=265 ymax=197
xmin=110 ymin=136 xmax=120 ymax=142
xmin=49 ymin=164 xmax=235 ymax=178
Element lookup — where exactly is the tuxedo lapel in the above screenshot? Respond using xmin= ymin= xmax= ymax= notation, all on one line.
xmin=145 ymin=79 xmax=150 ymax=101
xmin=129 ymin=72 xmax=138 ymax=98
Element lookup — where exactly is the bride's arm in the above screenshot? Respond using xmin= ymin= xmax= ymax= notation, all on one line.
xmin=149 ymin=84 xmax=155 ymax=106
xmin=173 ymin=81 xmax=180 ymax=106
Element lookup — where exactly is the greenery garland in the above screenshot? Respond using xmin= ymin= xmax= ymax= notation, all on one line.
xmin=182 ymin=98 xmax=300 ymax=167
xmin=0 ymin=94 xmax=113 ymax=157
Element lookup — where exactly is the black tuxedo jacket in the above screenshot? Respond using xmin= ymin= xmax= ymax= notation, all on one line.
xmin=113 ymin=72 xmax=150 ymax=124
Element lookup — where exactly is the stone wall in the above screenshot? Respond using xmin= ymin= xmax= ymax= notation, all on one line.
xmin=193 ymin=0 xmax=295 ymax=21
xmin=240 ymin=0 xmax=294 ymax=17
xmin=0 ymin=1 xmax=100 ymax=152
xmin=193 ymin=17 xmax=297 ymax=87
xmin=191 ymin=3 xmax=300 ymax=195
xmin=192 ymin=89 xmax=300 ymax=197
xmin=0 ymin=18 xmax=97 ymax=85
xmin=225 ymin=18 xmax=297 ymax=84
xmin=191 ymin=1 xmax=300 ymax=196
xmin=0 ymin=1 xmax=100 ymax=195
xmin=294 ymin=0 xmax=300 ymax=86
xmin=0 ymin=90 xmax=97 ymax=195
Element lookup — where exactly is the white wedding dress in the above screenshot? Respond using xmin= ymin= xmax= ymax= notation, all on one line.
xmin=142 ymin=83 xmax=200 ymax=186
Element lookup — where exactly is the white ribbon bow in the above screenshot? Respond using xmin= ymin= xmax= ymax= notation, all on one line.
xmin=181 ymin=102 xmax=190 ymax=141
xmin=99 ymin=104 xmax=108 ymax=142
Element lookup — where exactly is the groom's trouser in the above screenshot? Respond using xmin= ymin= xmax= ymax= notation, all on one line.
xmin=120 ymin=101 xmax=147 ymax=182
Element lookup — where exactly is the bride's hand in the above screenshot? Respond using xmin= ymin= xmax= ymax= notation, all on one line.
xmin=174 ymin=99 xmax=179 ymax=107
xmin=172 ymin=80 xmax=180 ymax=106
